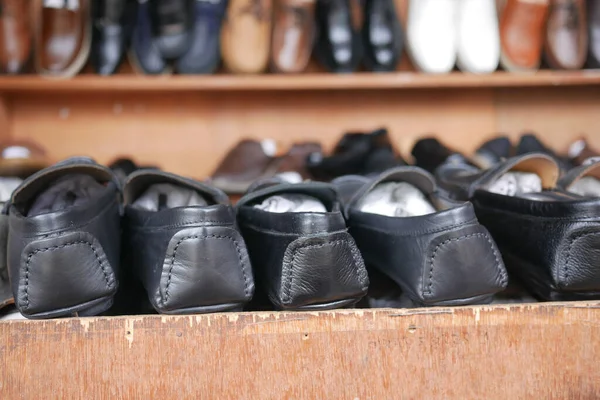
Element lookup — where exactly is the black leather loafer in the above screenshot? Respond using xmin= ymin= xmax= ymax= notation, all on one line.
xmin=437 ymin=153 xmax=600 ymax=301
xmin=123 ymin=170 xmax=254 ymax=314
xmin=151 ymin=0 xmax=193 ymax=60
xmin=236 ymin=182 xmax=369 ymax=310
xmin=176 ymin=0 xmax=228 ymax=74
xmin=362 ymin=0 xmax=402 ymax=72
xmin=130 ymin=0 xmax=169 ymax=74
xmin=6 ymin=158 xmax=121 ymax=319
xmin=314 ymin=0 xmax=362 ymax=73
xmin=91 ymin=0 xmax=137 ymax=75
xmin=343 ymin=167 xmax=507 ymax=306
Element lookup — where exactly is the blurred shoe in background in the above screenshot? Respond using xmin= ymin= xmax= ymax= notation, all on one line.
xmin=274 ymin=142 xmax=322 ymax=178
xmin=362 ymin=0 xmax=403 ymax=72
xmin=516 ymin=132 xmax=573 ymax=171
xmin=271 ymin=0 xmax=315 ymax=73
xmin=568 ymin=137 xmax=600 ymax=165
xmin=129 ymin=0 xmax=169 ymax=74
xmin=151 ymin=0 xmax=193 ymax=60
xmin=588 ymin=0 xmax=600 ymax=67
xmin=314 ymin=0 xmax=361 ymax=73
xmin=411 ymin=137 xmax=470 ymax=173
xmin=472 ymin=136 xmax=512 ymax=169
xmin=545 ymin=0 xmax=587 ymax=70
xmin=499 ymin=0 xmax=549 ymax=72
xmin=0 ymin=139 xmax=49 ymax=178
xmin=33 ymin=0 xmax=91 ymax=78
xmin=456 ymin=0 xmax=500 ymax=74
xmin=222 ymin=0 xmax=273 ymax=73
xmin=91 ymin=0 xmax=136 ymax=75
xmin=176 ymin=0 xmax=228 ymax=74
xmin=0 ymin=0 xmax=32 ymax=74
xmin=406 ymin=0 xmax=457 ymax=74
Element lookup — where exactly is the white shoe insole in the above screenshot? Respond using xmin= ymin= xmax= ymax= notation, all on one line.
xmin=133 ymin=183 xmax=208 ymax=211
xmin=356 ymin=182 xmax=436 ymax=217
xmin=568 ymin=177 xmax=600 ymax=197
xmin=254 ymin=194 xmax=327 ymax=213
xmin=487 ymin=172 xmax=542 ymax=197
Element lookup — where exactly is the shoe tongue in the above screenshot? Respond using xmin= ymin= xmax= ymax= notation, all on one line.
xmin=470 ymin=153 xmax=559 ymax=197
xmin=558 ymin=159 xmax=600 ymax=195
xmin=124 ymin=170 xmax=229 ymax=206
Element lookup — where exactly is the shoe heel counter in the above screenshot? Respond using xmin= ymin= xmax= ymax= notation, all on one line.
xmin=559 ymin=228 xmax=600 ymax=292
xmin=278 ymin=231 xmax=369 ymax=309
xmin=422 ymin=226 xmax=508 ymax=305
xmin=15 ymin=231 xmax=118 ymax=318
xmin=154 ymin=226 xmax=254 ymax=313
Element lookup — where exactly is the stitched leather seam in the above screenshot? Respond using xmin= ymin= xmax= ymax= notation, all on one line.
xmin=351 ymin=219 xmax=478 ymax=237
xmin=128 ymin=221 xmax=234 ymax=232
xmin=242 ymin=222 xmax=348 ymax=238
xmin=563 ymin=231 xmax=600 ymax=289
xmin=426 ymin=233 xmax=506 ymax=297
xmin=163 ymin=234 xmax=250 ymax=305
xmin=23 ymin=240 xmax=112 ymax=310
xmin=284 ymin=240 xmax=368 ymax=305
xmin=475 ymin=203 xmax=600 ymax=222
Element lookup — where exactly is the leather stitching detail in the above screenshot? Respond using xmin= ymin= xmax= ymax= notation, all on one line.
xmin=426 ymin=233 xmax=506 ymax=297
xmin=563 ymin=231 xmax=600 ymax=289
xmin=350 ymin=219 xmax=478 ymax=237
xmin=283 ymin=239 xmax=368 ymax=305
xmin=163 ymin=234 xmax=250 ymax=305
xmin=23 ymin=240 xmax=113 ymax=310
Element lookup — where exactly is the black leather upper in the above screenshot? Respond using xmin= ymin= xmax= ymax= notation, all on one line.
xmin=362 ymin=0 xmax=402 ymax=72
xmin=314 ymin=0 xmax=362 ymax=73
xmin=344 ymin=167 xmax=507 ymax=306
xmin=437 ymin=153 xmax=600 ymax=300
xmin=130 ymin=0 xmax=168 ymax=74
xmin=123 ymin=170 xmax=254 ymax=314
xmin=7 ymin=158 xmax=121 ymax=319
xmin=236 ymin=182 xmax=369 ymax=310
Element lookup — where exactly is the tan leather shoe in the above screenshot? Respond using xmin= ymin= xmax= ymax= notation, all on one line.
xmin=545 ymin=0 xmax=587 ymax=69
xmin=221 ymin=0 xmax=273 ymax=74
xmin=500 ymin=0 xmax=549 ymax=72
xmin=270 ymin=0 xmax=315 ymax=73
xmin=0 ymin=0 xmax=32 ymax=74
xmin=32 ymin=0 xmax=91 ymax=78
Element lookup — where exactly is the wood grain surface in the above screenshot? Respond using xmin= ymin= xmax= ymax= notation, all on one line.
xmin=1 ymin=302 xmax=599 ymax=399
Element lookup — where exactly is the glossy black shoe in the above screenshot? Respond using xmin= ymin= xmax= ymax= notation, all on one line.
xmin=236 ymin=181 xmax=369 ymax=310
xmin=176 ymin=0 xmax=228 ymax=74
xmin=150 ymin=0 xmax=194 ymax=60
xmin=437 ymin=153 xmax=600 ymax=301
xmin=411 ymin=137 xmax=471 ymax=173
xmin=307 ymin=128 xmax=404 ymax=181
xmin=123 ymin=170 xmax=254 ymax=314
xmin=129 ymin=0 xmax=168 ymax=74
xmin=91 ymin=0 xmax=137 ymax=75
xmin=314 ymin=0 xmax=362 ymax=73
xmin=472 ymin=136 xmax=512 ymax=169
xmin=362 ymin=0 xmax=402 ymax=72
xmin=5 ymin=158 xmax=121 ymax=319
xmin=342 ymin=167 xmax=507 ymax=306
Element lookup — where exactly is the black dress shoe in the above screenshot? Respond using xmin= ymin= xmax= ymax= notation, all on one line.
xmin=437 ymin=153 xmax=600 ymax=301
xmin=130 ymin=0 xmax=168 ymax=74
xmin=236 ymin=182 xmax=369 ymax=310
xmin=6 ymin=158 xmax=121 ymax=319
xmin=307 ymin=128 xmax=403 ymax=181
xmin=176 ymin=0 xmax=228 ymax=74
xmin=150 ymin=0 xmax=194 ymax=60
xmin=91 ymin=0 xmax=137 ymax=75
xmin=362 ymin=0 xmax=402 ymax=72
xmin=472 ymin=136 xmax=512 ymax=169
xmin=411 ymin=137 xmax=471 ymax=173
xmin=123 ymin=170 xmax=254 ymax=314
xmin=314 ymin=0 xmax=362 ymax=73
xmin=341 ymin=167 xmax=507 ymax=306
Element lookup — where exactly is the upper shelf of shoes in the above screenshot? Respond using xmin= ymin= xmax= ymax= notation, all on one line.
xmin=1 ymin=70 xmax=600 ymax=93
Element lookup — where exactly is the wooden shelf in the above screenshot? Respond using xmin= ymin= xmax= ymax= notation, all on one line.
xmin=1 ymin=70 xmax=600 ymax=92
xmin=2 ymin=302 xmax=599 ymax=398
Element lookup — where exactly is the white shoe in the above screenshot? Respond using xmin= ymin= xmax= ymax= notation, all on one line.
xmin=406 ymin=0 xmax=458 ymax=74
xmin=456 ymin=0 xmax=500 ymax=74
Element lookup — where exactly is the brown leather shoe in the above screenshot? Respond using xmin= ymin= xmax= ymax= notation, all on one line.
xmin=545 ymin=0 xmax=588 ymax=69
xmin=211 ymin=139 xmax=279 ymax=194
xmin=500 ymin=0 xmax=549 ymax=72
xmin=32 ymin=0 xmax=92 ymax=77
xmin=275 ymin=142 xmax=322 ymax=178
xmin=588 ymin=0 xmax=600 ymax=67
xmin=0 ymin=0 xmax=32 ymax=74
xmin=221 ymin=0 xmax=273 ymax=74
xmin=270 ymin=0 xmax=315 ymax=73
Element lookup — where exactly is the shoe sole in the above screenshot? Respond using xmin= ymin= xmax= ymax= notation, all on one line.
xmin=20 ymin=295 xmax=115 ymax=319
xmin=278 ymin=297 xmax=362 ymax=311
xmin=155 ymin=302 xmax=246 ymax=315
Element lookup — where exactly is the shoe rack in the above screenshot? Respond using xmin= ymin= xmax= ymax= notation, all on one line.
xmin=3 ymin=0 xmax=600 ymax=398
